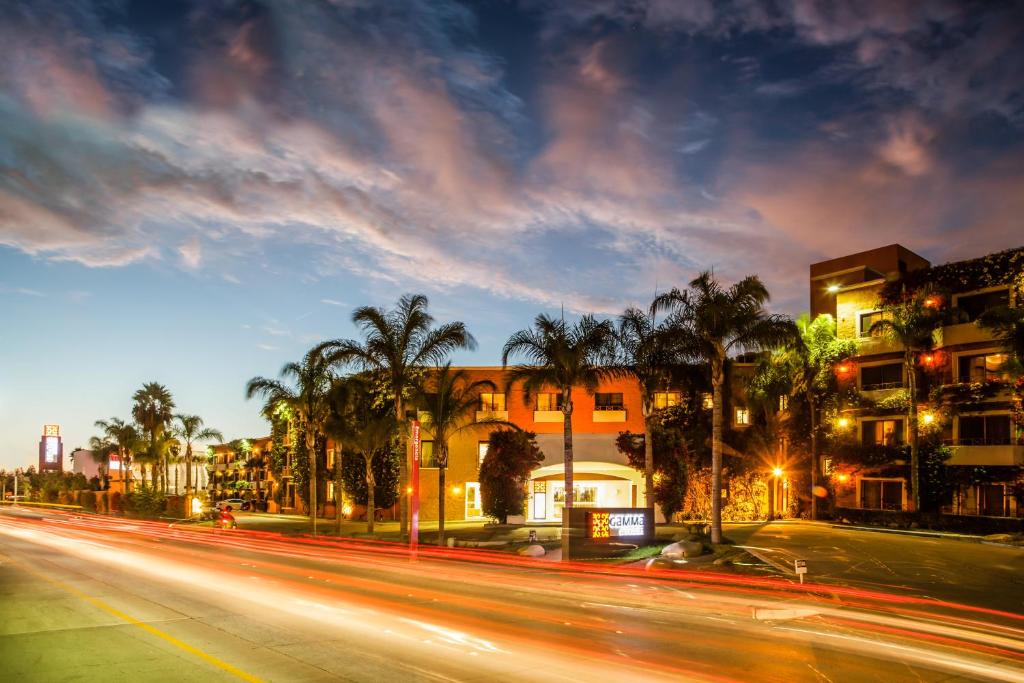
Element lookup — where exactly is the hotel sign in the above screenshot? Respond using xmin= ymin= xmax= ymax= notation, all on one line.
xmin=588 ymin=511 xmax=649 ymax=540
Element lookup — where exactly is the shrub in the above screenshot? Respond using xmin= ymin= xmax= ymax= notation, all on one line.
xmin=79 ymin=490 xmax=96 ymax=511
xmin=123 ymin=487 xmax=168 ymax=518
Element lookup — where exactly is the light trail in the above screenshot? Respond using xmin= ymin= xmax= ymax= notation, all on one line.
xmin=3 ymin=507 xmax=1024 ymax=681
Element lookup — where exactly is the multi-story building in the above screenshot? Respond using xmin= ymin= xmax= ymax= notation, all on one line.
xmin=813 ymin=244 xmax=1023 ymax=516
xmin=207 ymin=436 xmax=289 ymax=509
xmin=414 ymin=368 xmax=649 ymax=523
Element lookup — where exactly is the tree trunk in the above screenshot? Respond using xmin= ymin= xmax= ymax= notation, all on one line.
xmin=561 ymin=387 xmax=574 ymax=561
xmin=185 ymin=445 xmax=193 ymax=500
xmin=907 ymin=353 xmax=920 ymax=512
xmin=711 ymin=358 xmax=724 ymax=544
xmin=395 ymin=397 xmax=408 ymax=541
xmin=642 ymin=397 xmax=655 ymax=516
xmin=808 ymin=392 xmax=818 ymax=520
xmin=438 ymin=443 xmax=448 ymax=547
xmin=365 ymin=455 xmax=375 ymax=535
xmin=306 ymin=427 xmax=317 ymax=535
xmin=335 ymin=444 xmax=343 ymax=535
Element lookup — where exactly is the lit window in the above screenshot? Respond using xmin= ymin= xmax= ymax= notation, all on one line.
xmin=861 ymin=419 xmax=903 ymax=446
xmin=653 ymin=391 xmax=681 ymax=410
xmin=735 ymin=408 xmax=750 ymax=426
xmin=327 ymin=448 xmax=336 ymax=468
xmin=537 ymin=393 xmax=563 ymax=411
xmin=478 ymin=442 xmax=489 ymax=464
xmin=859 ymin=311 xmax=889 ymax=337
xmin=958 ymin=353 xmax=1009 ymax=383
xmin=702 ymin=393 xmax=713 ymax=409
xmin=480 ymin=393 xmax=506 ymax=411
xmin=779 ymin=395 xmax=789 ymax=411
xmin=595 ymin=393 xmax=624 ymax=410
xmin=420 ymin=440 xmax=437 ymax=468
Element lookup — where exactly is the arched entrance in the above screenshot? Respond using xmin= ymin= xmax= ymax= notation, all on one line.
xmin=528 ymin=461 xmax=644 ymax=522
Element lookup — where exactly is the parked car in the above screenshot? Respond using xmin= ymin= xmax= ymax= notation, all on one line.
xmin=215 ymin=498 xmax=246 ymax=511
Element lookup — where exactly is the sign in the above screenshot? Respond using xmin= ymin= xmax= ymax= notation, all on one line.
xmin=795 ymin=559 xmax=808 ymax=584
xmin=565 ymin=507 xmax=655 ymax=558
xmin=588 ymin=511 xmax=648 ymax=539
xmin=109 ymin=453 xmax=121 ymax=471
xmin=44 ymin=436 xmax=59 ymax=463
xmin=410 ymin=420 xmax=420 ymax=554
xmin=43 ymin=424 xmax=60 ymax=437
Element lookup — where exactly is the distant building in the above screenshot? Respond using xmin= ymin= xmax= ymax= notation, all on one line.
xmin=70 ymin=448 xmax=102 ymax=479
xmin=38 ymin=424 xmax=63 ymax=473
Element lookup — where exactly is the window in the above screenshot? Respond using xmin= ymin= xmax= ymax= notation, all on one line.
xmin=779 ymin=395 xmax=789 ymax=411
xmin=702 ymin=392 xmax=713 ymax=409
xmin=859 ymin=311 xmax=889 ymax=337
xmin=479 ymin=393 xmax=506 ymax=411
xmin=327 ymin=448 xmax=336 ymax=468
xmin=595 ymin=393 xmax=624 ymax=410
xmin=420 ymin=440 xmax=437 ymax=468
xmin=860 ymin=479 xmax=903 ymax=510
xmin=478 ymin=441 xmax=489 ymax=465
xmin=861 ymin=363 xmax=902 ymax=390
xmin=958 ymin=353 xmax=1009 ymax=383
xmin=537 ymin=393 xmax=563 ymax=411
xmin=956 ymin=288 xmax=1009 ymax=322
xmin=734 ymin=408 xmax=750 ymax=426
xmin=958 ymin=415 xmax=1012 ymax=445
xmin=861 ymin=419 xmax=903 ymax=446
xmin=653 ymin=391 xmax=681 ymax=409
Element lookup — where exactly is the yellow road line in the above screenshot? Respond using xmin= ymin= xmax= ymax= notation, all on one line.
xmin=13 ymin=558 xmax=265 ymax=683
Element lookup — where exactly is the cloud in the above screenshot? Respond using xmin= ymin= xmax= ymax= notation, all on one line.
xmin=320 ymin=299 xmax=346 ymax=307
xmin=178 ymin=236 xmax=202 ymax=269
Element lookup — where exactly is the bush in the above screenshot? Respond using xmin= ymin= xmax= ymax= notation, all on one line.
xmin=124 ymin=486 xmax=165 ymax=518
xmin=79 ymin=490 xmax=96 ymax=511
xmin=480 ymin=430 xmax=544 ymax=524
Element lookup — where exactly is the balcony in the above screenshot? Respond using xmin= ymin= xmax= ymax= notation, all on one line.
xmin=533 ymin=410 xmax=564 ymax=423
xmin=592 ymin=408 xmax=627 ymax=423
xmin=936 ymin=322 xmax=994 ymax=348
xmin=945 ymin=444 xmax=1024 ymax=466
xmin=476 ymin=410 xmax=509 ymax=423
xmin=854 ymin=335 xmax=901 ymax=355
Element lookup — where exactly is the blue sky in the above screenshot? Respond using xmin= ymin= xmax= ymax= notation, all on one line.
xmin=2 ymin=0 xmax=1023 ymax=468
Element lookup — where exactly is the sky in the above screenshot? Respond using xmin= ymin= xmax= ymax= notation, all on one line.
xmin=2 ymin=0 xmax=1023 ymax=469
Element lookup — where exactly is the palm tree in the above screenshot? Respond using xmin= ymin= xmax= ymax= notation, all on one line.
xmin=615 ymin=307 xmax=679 ymax=514
xmin=132 ymin=383 xmax=175 ymax=491
xmin=317 ymin=294 xmax=476 ymax=540
xmin=349 ymin=413 xmax=398 ymax=535
xmin=414 ymin=362 xmax=507 ymax=546
xmin=782 ymin=314 xmax=857 ymax=519
xmin=870 ymin=289 xmax=946 ymax=512
xmin=172 ymin=415 xmax=223 ymax=501
xmin=654 ymin=272 xmax=795 ymax=543
xmin=503 ymin=314 xmax=618 ymax=557
xmin=94 ymin=418 xmax=141 ymax=491
xmin=87 ymin=435 xmax=116 ymax=489
xmin=247 ymin=347 xmax=334 ymax=534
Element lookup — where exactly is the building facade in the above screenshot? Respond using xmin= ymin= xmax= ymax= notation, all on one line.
xmin=813 ymin=244 xmax=1023 ymax=516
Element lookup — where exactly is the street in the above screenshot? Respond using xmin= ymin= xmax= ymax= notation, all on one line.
xmin=2 ymin=508 xmax=1024 ymax=682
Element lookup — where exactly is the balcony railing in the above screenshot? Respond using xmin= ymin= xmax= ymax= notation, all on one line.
xmin=861 ymin=381 xmax=904 ymax=391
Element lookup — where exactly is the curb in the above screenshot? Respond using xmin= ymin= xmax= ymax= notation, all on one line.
xmin=828 ymin=522 xmax=1023 ymax=549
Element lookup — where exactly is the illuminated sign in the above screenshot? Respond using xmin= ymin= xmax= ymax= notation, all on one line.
xmin=43 ymin=424 xmax=60 ymax=437
xmin=587 ymin=511 xmax=647 ymax=540
xmin=44 ymin=436 xmax=59 ymax=463
xmin=109 ymin=453 xmax=121 ymax=471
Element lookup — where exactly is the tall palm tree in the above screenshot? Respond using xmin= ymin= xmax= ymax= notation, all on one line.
xmin=654 ymin=272 xmax=795 ymax=543
xmin=615 ymin=307 xmax=679 ymax=514
xmin=317 ymin=294 xmax=476 ymax=539
xmin=782 ymin=314 xmax=856 ymax=519
xmin=246 ymin=347 xmax=334 ymax=534
xmin=172 ymin=415 xmax=223 ymax=501
xmin=503 ymin=313 xmax=618 ymax=557
xmin=132 ymin=383 xmax=175 ymax=491
xmin=870 ymin=289 xmax=946 ymax=512
xmin=348 ymin=413 xmax=398 ymax=535
xmin=94 ymin=418 xmax=141 ymax=491
xmin=414 ymin=362 xmax=507 ymax=546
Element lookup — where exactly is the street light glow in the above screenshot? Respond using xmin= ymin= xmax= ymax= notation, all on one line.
xmin=827 ymin=284 xmax=841 ymax=293
xmin=772 ymin=467 xmax=783 ymax=477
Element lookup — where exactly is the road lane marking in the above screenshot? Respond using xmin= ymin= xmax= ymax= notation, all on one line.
xmin=11 ymin=558 xmax=265 ymax=683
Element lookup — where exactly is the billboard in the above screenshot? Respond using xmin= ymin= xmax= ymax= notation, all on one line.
xmin=44 ymin=436 xmax=59 ymax=463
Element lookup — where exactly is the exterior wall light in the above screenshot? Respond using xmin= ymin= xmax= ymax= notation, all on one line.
xmin=772 ymin=467 xmax=783 ymax=477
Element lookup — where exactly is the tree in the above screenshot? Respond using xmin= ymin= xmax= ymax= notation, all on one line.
xmin=615 ymin=307 xmax=679 ymax=515
xmin=503 ymin=313 xmax=617 ymax=556
xmin=341 ymin=445 xmax=400 ymax=527
xmin=87 ymin=436 xmax=116 ymax=489
xmin=318 ymin=294 xmax=475 ymax=540
xmin=479 ymin=430 xmax=544 ymax=524
xmin=414 ymin=362 xmax=506 ymax=546
xmin=654 ymin=272 xmax=795 ymax=543
xmin=870 ymin=289 xmax=947 ymax=512
xmin=94 ymin=418 xmax=141 ymax=491
xmin=132 ymin=383 xmax=175 ymax=492
xmin=345 ymin=411 xmax=398 ymax=534
xmin=172 ymin=415 xmax=223 ymax=502
xmin=780 ymin=314 xmax=856 ymax=519
xmin=247 ymin=347 xmax=334 ymax=533
xmin=979 ymin=305 xmax=1024 ymax=377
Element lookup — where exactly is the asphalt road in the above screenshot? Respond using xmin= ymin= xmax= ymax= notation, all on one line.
xmin=2 ymin=508 xmax=1024 ymax=682
xmin=728 ymin=521 xmax=1024 ymax=613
